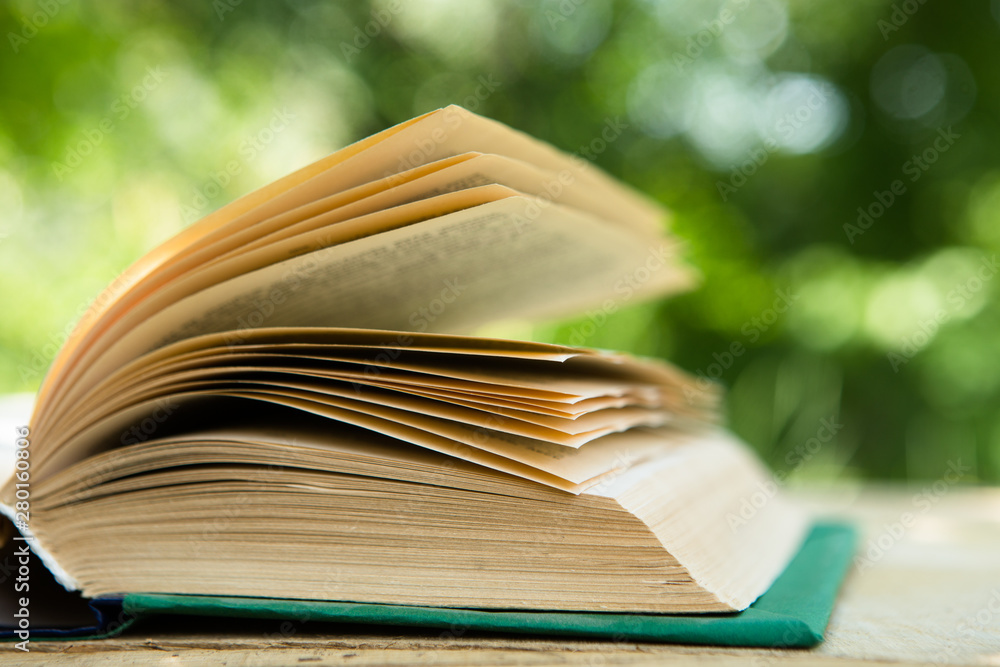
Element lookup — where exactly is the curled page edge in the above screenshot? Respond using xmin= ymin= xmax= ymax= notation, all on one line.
xmin=0 ymin=501 xmax=81 ymax=592
xmin=0 ymin=393 xmax=81 ymax=592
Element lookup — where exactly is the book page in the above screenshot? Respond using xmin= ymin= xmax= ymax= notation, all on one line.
xmin=46 ymin=150 xmax=659 ymax=420
xmin=33 ymin=106 xmax=663 ymax=429
xmin=58 ymin=371 xmax=603 ymax=449
xmin=39 ymin=392 xmax=588 ymax=494
xmin=55 ymin=139 xmax=666 ymax=423
xmin=31 ymin=111 xmax=435 ymax=420
xmin=192 ymin=389 xmax=675 ymax=488
xmin=55 ymin=341 xmax=706 ymax=454
xmin=39 ymin=423 xmax=572 ymax=506
xmin=222 ymin=152 xmax=664 ymax=265
xmin=34 ymin=185 xmax=519 ymax=437
xmin=54 ymin=197 xmax=689 ymax=425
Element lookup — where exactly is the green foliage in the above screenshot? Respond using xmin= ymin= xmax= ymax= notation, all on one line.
xmin=2 ymin=0 xmax=997 ymax=481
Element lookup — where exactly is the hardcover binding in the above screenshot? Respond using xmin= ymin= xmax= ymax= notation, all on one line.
xmin=1 ymin=522 xmax=856 ymax=647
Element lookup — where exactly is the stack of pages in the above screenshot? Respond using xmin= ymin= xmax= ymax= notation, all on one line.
xmin=0 ymin=107 xmax=852 ymax=646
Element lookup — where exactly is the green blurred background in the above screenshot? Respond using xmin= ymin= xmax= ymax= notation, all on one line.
xmin=1 ymin=0 xmax=997 ymax=483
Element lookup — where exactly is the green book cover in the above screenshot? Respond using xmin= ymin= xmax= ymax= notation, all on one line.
xmin=110 ymin=521 xmax=855 ymax=648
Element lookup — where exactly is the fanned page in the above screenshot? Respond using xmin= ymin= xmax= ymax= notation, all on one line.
xmin=28 ymin=405 xmax=805 ymax=613
xmin=46 ymin=193 xmax=690 ymax=436
xmin=31 ymin=109 xmax=434 ymax=419
xmin=0 ymin=107 xmax=812 ymax=617
xmin=30 ymin=328 xmax=717 ymax=489
xmin=33 ymin=106 xmax=678 ymax=437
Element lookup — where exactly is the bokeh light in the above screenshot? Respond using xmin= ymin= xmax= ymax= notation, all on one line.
xmin=2 ymin=0 xmax=999 ymax=485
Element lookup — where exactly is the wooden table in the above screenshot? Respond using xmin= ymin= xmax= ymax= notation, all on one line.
xmin=0 ymin=486 xmax=993 ymax=666
xmin=2 ymin=395 xmax=999 ymax=665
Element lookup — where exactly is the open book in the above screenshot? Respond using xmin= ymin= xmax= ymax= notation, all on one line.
xmin=1 ymin=106 xmax=809 ymax=620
